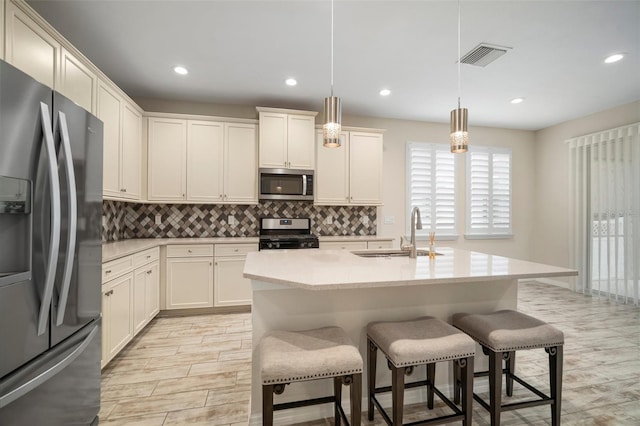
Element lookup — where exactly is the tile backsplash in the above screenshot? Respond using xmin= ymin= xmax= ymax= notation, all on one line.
xmin=102 ymin=200 xmax=377 ymax=242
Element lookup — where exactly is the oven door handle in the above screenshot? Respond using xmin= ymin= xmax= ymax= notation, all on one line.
xmin=302 ymin=174 xmax=307 ymax=196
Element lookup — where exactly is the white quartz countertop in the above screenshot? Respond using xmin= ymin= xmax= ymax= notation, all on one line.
xmin=102 ymin=237 xmax=259 ymax=262
xmin=243 ymin=247 xmax=578 ymax=290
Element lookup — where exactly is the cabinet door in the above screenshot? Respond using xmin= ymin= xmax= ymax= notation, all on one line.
xmin=166 ymin=257 xmax=213 ymax=309
xmin=106 ymin=273 xmax=133 ymax=361
xmin=214 ymin=257 xmax=252 ymax=307
xmin=4 ymin=1 xmax=59 ymax=88
xmin=132 ymin=267 xmax=147 ymax=335
xmin=225 ymin=123 xmax=257 ymax=203
xmin=186 ymin=120 xmax=223 ymax=202
xmin=315 ymin=130 xmax=349 ymax=205
xmin=120 ymin=103 xmax=142 ymax=199
xmin=148 ymin=118 xmax=187 ymax=201
xmin=287 ymin=114 xmax=316 ymax=170
xmin=57 ymin=47 xmax=97 ymax=113
xmin=349 ymin=132 xmax=384 ymax=205
xmin=101 ymin=285 xmax=109 ymax=368
xmin=258 ymin=112 xmax=287 ymax=168
xmin=146 ymin=261 xmax=160 ymax=320
xmin=97 ymin=82 xmax=122 ymax=198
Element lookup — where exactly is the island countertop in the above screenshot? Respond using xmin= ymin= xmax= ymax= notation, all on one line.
xmin=243 ymin=247 xmax=577 ymax=290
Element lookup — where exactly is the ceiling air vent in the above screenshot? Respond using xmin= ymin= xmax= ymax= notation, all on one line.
xmin=460 ymin=43 xmax=511 ymax=67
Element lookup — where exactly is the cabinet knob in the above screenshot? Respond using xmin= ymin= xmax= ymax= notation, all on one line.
xmin=105 ymin=270 xmax=112 ymax=274
xmin=188 ymin=249 xmax=192 ymax=253
xmin=147 ymin=255 xmax=151 ymax=259
xmin=219 ymin=194 xmax=222 ymax=199
xmin=120 ymin=188 xmax=126 ymax=192
xmin=147 ymin=270 xmax=152 ymax=275
xmin=210 ymin=262 xmax=213 ymax=266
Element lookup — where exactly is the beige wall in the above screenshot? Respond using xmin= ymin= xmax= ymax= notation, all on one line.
xmin=532 ymin=101 xmax=640 ymax=278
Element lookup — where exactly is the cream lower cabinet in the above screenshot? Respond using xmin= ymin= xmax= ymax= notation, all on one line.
xmin=102 ymin=270 xmax=133 ymax=368
xmin=213 ymin=243 xmax=257 ymax=307
xmin=165 ymin=244 xmax=214 ymax=309
xmin=132 ymin=248 xmax=160 ymax=335
xmin=315 ymin=129 xmax=384 ymax=206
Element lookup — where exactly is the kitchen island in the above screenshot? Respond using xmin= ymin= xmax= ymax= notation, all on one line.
xmin=243 ymin=247 xmax=577 ymax=425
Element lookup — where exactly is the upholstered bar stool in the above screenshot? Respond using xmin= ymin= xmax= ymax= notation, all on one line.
xmin=452 ymin=310 xmax=564 ymax=426
xmin=259 ymin=326 xmax=363 ymax=426
xmin=367 ymin=317 xmax=476 ymax=425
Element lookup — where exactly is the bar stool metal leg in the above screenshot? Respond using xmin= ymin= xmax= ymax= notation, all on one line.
xmin=367 ymin=339 xmax=377 ymax=421
xmin=489 ymin=350 xmax=503 ymax=426
xmin=548 ymin=345 xmax=563 ymax=426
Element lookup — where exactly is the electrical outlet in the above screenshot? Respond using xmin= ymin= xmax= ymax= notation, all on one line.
xmin=228 ymin=215 xmax=235 ymax=226
xmin=384 ymin=215 xmax=395 ymax=225
xmin=155 ymin=214 xmax=162 ymax=225
xmin=362 ymin=216 xmax=369 ymax=225
xmin=325 ymin=216 xmax=333 ymax=225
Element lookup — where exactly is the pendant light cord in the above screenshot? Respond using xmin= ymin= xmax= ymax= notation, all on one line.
xmin=457 ymin=0 xmax=461 ymax=109
xmin=331 ymin=0 xmax=334 ymax=97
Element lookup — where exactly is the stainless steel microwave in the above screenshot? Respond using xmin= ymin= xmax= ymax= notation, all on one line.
xmin=258 ymin=168 xmax=314 ymax=201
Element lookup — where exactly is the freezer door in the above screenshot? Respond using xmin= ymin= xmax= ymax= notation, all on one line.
xmin=0 ymin=60 xmax=52 ymax=379
xmin=51 ymin=93 xmax=103 ymax=347
xmin=0 ymin=321 xmax=101 ymax=425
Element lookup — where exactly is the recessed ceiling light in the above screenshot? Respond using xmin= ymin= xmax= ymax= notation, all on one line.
xmin=510 ymin=97 xmax=525 ymax=104
xmin=285 ymin=78 xmax=297 ymax=86
xmin=379 ymin=89 xmax=391 ymax=96
xmin=174 ymin=66 xmax=188 ymax=75
xmin=604 ymin=53 xmax=624 ymax=64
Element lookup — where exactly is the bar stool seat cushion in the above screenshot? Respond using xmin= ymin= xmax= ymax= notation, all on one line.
xmin=367 ymin=316 xmax=475 ymax=367
xmin=260 ymin=326 xmax=363 ymax=385
xmin=452 ymin=310 xmax=564 ymax=352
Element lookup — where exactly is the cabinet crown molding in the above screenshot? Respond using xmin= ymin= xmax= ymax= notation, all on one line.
xmin=144 ymin=111 xmax=258 ymax=124
xmin=314 ymin=125 xmax=386 ymax=134
xmin=256 ymin=106 xmax=318 ymax=117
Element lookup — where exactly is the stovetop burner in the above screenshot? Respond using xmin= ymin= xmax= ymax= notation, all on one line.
xmin=259 ymin=218 xmax=319 ymax=250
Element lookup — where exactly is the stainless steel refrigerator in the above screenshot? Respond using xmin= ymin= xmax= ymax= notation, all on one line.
xmin=0 ymin=60 xmax=102 ymax=425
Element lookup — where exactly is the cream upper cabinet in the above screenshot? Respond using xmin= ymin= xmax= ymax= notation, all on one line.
xmin=315 ymin=130 xmax=349 ymax=204
xmin=315 ymin=129 xmax=384 ymax=206
xmin=4 ymin=0 xmax=59 ymax=88
xmin=257 ymin=107 xmax=317 ymax=170
xmin=147 ymin=115 xmax=257 ymax=204
xmin=224 ymin=122 xmax=257 ymax=203
xmin=349 ymin=132 xmax=384 ymax=205
xmin=98 ymin=81 xmax=141 ymax=200
xmin=187 ymin=120 xmax=224 ymax=202
xmin=57 ymin=47 xmax=97 ymax=113
xmin=147 ymin=117 xmax=187 ymax=201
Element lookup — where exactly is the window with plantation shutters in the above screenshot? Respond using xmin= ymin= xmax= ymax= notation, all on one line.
xmin=466 ymin=147 xmax=512 ymax=237
xmin=406 ymin=142 xmax=457 ymax=238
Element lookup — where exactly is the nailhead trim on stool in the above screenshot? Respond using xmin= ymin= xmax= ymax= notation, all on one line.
xmin=260 ymin=326 xmax=363 ymax=426
xmin=453 ymin=310 xmax=564 ymax=426
xmin=367 ymin=316 xmax=476 ymax=425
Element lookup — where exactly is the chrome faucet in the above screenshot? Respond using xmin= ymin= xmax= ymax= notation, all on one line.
xmin=401 ymin=206 xmax=423 ymax=258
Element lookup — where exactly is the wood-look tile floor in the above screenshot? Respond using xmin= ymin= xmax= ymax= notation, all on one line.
xmin=99 ymin=281 xmax=640 ymax=425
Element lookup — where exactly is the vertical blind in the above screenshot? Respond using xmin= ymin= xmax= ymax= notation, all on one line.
xmin=466 ymin=147 xmax=512 ymax=236
xmin=406 ymin=142 xmax=456 ymax=236
xmin=568 ymin=122 xmax=640 ymax=305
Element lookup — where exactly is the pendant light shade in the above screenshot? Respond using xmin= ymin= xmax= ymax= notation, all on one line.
xmin=323 ymin=0 xmax=342 ymax=147
xmin=450 ymin=0 xmax=468 ymax=153
xmin=323 ymin=95 xmax=342 ymax=147
xmin=450 ymin=107 xmax=468 ymax=153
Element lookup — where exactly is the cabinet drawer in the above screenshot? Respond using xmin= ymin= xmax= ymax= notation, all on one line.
xmin=319 ymin=241 xmax=368 ymax=250
xmin=166 ymin=244 xmax=214 ymax=258
xmin=367 ymin=240 xmax=394 ymax=250
xmin=102 ymin=256 xmax=133 ymax=283
xmin=214 ymin=243 xmax=258 ymax=257
xmin=133 ymin=247 xmax=160 ymax=267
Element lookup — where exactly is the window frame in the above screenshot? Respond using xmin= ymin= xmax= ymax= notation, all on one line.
xmin=465 ymin=145 xmax=513 ymax=239
xmin=405 ymin=141 xmax=458 ymax=241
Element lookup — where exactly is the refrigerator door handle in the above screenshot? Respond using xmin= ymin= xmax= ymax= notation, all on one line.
xmin=36 ymin=102 xmax=61 ymax=336
xmin=0 ymin=325 xmax=98 ymax=409
xmin=55 ymin=111 xmax=77 ymax=326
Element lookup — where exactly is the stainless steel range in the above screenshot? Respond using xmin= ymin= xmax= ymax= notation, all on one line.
xmin=259 ymin=218 xmax=319 ymax=250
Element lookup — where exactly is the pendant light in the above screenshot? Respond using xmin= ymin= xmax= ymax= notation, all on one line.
xmin=450 ymin=0 xmax=468 ymax=153
xmin=323 ymin=0 xmax=342 ymax=147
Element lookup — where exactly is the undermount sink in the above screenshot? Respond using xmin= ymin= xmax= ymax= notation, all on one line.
xmin=351 ymin=249 xmax=441 ymax=258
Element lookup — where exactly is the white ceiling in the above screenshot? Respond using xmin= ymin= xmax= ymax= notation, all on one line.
xmin=28 ymin=0 xmax=640 ymax=130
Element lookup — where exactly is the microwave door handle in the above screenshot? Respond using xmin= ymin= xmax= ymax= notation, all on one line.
xmin=55 ymin=111 xmax=77 ymax=326
xmin=37 ymin=102 xmax=61 ymax=336
xmin=302 ymin=174 xmax=307 ymax=196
